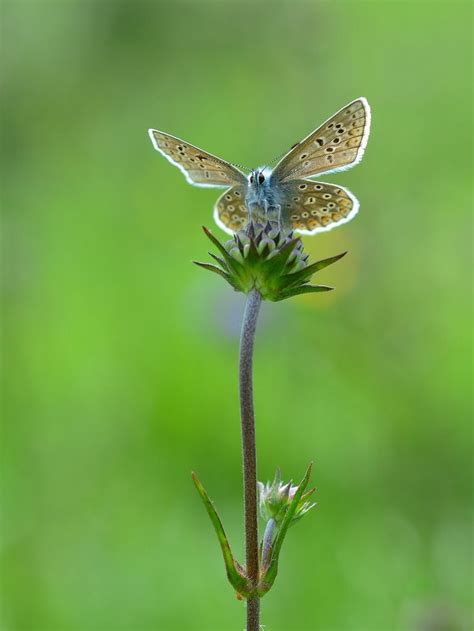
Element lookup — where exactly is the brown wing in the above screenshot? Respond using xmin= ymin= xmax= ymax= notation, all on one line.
xmin=272 ymin=98 xmax=371 ymax=182
xmin=281 ymin=180 xmax=359 ymax=234
xmin=213 ymin=186 xmax=249 ymax=234
xmin=148 ymin=129 xmax=247 ymax=188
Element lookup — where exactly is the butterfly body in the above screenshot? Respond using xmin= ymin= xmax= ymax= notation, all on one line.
xmin=149 ymin=97 xmax=371 ymax=235
xmin=245 ymin=168 xmax=281 ymax=221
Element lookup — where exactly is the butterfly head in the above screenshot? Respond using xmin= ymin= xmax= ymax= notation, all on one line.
xmin=249 ymin=168 xmax=269 ymax=191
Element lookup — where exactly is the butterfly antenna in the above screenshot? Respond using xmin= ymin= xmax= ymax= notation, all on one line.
xmin=205 ymin=155 xmax=250 ymax=172
xmin=266 ymin=140 xmax=301 ymax=167
xmin=206 ymin=154 xmax=250 ymax=171
xmin=231 ymin=161 xmax=251 ymax=172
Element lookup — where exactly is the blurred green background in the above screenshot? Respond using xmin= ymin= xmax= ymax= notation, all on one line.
xmin=2 ymin=1 xmax=472 ymax=630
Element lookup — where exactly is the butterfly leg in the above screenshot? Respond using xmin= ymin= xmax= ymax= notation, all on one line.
xmin=263 ymin=199 xmax=270 ymax=222
xmin=265 ymin=201 xmax=282 ymax=228
xmin=247 ymin=201 xmax=263 ymax=225
xmin=275 ymin=203 xmax=282 ymax=228
xmin=247 ymin=201 xmax=255 ymax=223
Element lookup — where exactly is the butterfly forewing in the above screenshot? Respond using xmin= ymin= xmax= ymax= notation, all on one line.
xmin=214 ymin=185 xmax=249 ymax=234
xmin=148 ymin=129 xmax=247 ymax=188
xmin=272 ymin=98 xmax=370 ymax=182
xmin=282 ymin=180 xmax=358 ymax=234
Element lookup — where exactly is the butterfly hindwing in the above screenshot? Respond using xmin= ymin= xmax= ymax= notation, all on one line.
xmin=272 ymin=98 xmax=371 ymax=182
xmin=214 ymin=185 xmax=249 ymax=234
xmin=281 ymin=180 xmax=358 ymax=234
xmin=148 ymin=129 xmax=247 ymax=188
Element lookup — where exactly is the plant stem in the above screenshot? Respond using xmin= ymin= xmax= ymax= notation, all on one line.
xmin=239 ymin=288 xmax=262 ymax=631
xmin=247 ymin=597 xmax=260 ymax=630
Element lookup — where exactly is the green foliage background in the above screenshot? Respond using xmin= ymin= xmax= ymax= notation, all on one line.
xmin=2 ymin=1 xmax=472 ymax=630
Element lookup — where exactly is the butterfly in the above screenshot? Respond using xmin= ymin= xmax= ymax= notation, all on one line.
xmin=148 ymin=97 xmax=370 ymax=235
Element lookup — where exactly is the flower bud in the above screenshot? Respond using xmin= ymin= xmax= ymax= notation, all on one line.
xmin=194 ymin=221 xmax=347 ymax=302
xmin=258 ymin=468 xmax=316 ymax=526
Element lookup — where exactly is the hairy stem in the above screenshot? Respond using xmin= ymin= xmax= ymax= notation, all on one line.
xmin=239 ymin=288 xmax=262 ymax=631
xmin=247 ymin=597 xmax=260 ymax=630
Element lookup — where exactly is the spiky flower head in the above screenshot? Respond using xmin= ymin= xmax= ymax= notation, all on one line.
xmin=258 ymin=468 xmax=316 ymax=526
xmin=194 ymin=221 xmax=346 ymax=302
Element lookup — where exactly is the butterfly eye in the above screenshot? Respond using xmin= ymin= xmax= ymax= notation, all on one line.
xmin=258 ymin=174 xmax=265 ymax=184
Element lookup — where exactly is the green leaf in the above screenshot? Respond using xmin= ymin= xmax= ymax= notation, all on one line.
xmin=192 ymin=472 xmax=251 ymax=597
xmin=258 ymin=462 xmax=313 ymax=595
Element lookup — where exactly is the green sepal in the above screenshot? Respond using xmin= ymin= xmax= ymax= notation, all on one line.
xmin=242 ymin=231 xmax=260 ymax=265
xmin=209 ymin=252 xmax=229 ymax=271
xmin=275 ymin=284 xmax=334 ymax=301
xmin=306 ymin=250 xmax=347 ymax=273
xmin=280 ymin=251 xmax=347 ymax=289
xmin=202 ymin=226 xmax=245 ymax=278
xmin=291 ymin=486 xmax=317 ymax=526
xmin=258 ymin=462 xmax=313 ymax=596
xmin=191 ymin=472 xmax=251 ymax=597
xmin=201 ymin=225 xmax=231 ymax=259
xmin=261 ymin=238 xmax=300 ymax=276
xmin=192 ymin=261 xmax=237 ymax=289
